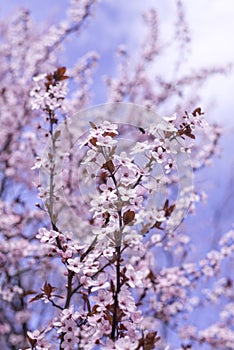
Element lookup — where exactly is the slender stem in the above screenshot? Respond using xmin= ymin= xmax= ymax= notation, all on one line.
xmin=59 ymin=270 xmax=75 ymax=350
xmin=48 ymin=298 xmax=63 ymax=310
xmin=100 ymin=147 xmax=124 ymax=340
xmin=64 ymin=270 xmax=75 ymax=309
xmin=111 ymin=244 xmax=121 ymax=340
xmin=48 ymin=111 xmax=56 ymax=224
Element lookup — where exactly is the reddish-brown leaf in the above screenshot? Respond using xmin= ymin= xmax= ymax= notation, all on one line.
xmin=102 ymin=159 xmax=115 ymax=173
xmin=53 ymin=67 xmax=69 ymax=82
xmin=103 ymin=131 xmax=117 ymax=138
xmin=23 ymin=289 xmax=37 ymax=297
xmin=42 ymin=281 xmax=55 ymax=298
xmin=102 ymin=211 xmax=110 ymax=226
xmin=151 ymin=220 xmax=163 ymax=230
xmin=27 ymin=334 xmax=37 ymax=347
xmin=89 ymin=137 xmax=97 ymax=146
xmin=192 ymin=107 xmax=204 ymax=116
xmin=123 ymin=209 xmax=135 ymax=225
xmin=89 ymin=121 xmax=97 ymax=129
xmin=163 ymin=199 xmax=176 ymax=217
xmin=29 ymin=293 xmax=44 ymax=303
xmin=143 ymin=331 xmax=160 ymax=350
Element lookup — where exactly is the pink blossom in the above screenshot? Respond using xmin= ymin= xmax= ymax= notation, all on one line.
xmin=91 ymin=290 xmax=113 ymax=313
xmin=151 ymin=146 xmax=167 ymax=163
xmin=115 ymin=336 xmax=138 ymax=350
xmin=36 ymin=228 xmax=59 ymax=244
xmin=96 ymin=134 xmax=117 ymax=147
xmin=117 ymin=166 xmax=138 ymax=184
xmin=61 ymin=331 xmax=77 ymax=349
xmin=67 ymin=257 xmax=83 ymax=273
xmin=125 ymin=264 xmax=144 ymax=288
xmin=118 ymin=286 xmax=136 ymax=313
xmin=119 ymin=187 xmax=137 ymax=202
xmin=83 ymin=255 xmax=99 ymax=276
xmin=90 ymin=272 xmax=110 ymax=292
xmin=27 ymin=329 xmax=44 ymax=341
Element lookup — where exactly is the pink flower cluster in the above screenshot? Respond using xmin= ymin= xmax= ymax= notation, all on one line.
xmin=30 ymin=73 xmax=68 ymax=112
xmin=0 ymin=2 xmax=233 ymax=350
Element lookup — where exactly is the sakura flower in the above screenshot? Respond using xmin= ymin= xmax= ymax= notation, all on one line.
xmin=102 ymin=246 xmax=115 ymax=258
xmin=61 ymin=332 xmax=77 ymax=350
xmin=155 ymin=209 xmax=166 ymax=222
xmin=81 ymin=148 xmax=97 ymax=164
xmin=97 ymin=120 xmax=118 ymax=134
xmin=150 ymin=122 xmax=177 ymax=134
xmin=91 ymin=289 xmax=113 ymax=309
xmin=96 ymin=134 xmax=117 ymax=147
xmin=44 ymin=95 xmax=61 ymax=111
xmin=125 ymin=264 xmax=144 ymax=288
xmin=162 ymin=113 xmax=177 ymax=122
xmin=118 ymin=286 xmax=136 ymax=313
xmin=91 ymin=226 xmax=111 ymax=241
xmin=118 ymin=166 xmax=138 ymax=184
xmin=115 ymin=336 xmax=138 ymax=350
xmin=99 ymin=178 xmax=116 ymax=193
xmin=100 ymin=189 xmax=118 ymax=203
xmin=59 ymin=248 xmax=74 ymax=263
xmin=130 ymin=310 xmax=143 ymax=324
xmin=36 ymin=228 xmax=59 ymax=244
xmin=31 ymin=156 xmax=43 ymax=170
xmin=113 ymin=152 xmax=134 ymax=167
xmin=90 ymin=196 xmax=110 ymax=213
xmin=123 ymin=230 xmax=142 ymax=246
xmin=48 ymin=81 xmax=67 ymax=99
xmin=30 ymin=91 xmax=46 ymax=110
xmin=27 ymin=329 xmax=44 ymax=341
xmin=164 ymin=158 xmax=176 ymax=174
xmin=87 ymin=312 xmax=103 ymax=328
xmin=59 ymin=306 xmax=80 ymax=323
xmin=80 ymin=122 xmax=118 ymax=149
xmin=32 ymin=73 xmax=47 ymax=82
xmin=79 ymin=275 xmax=95 ymax=288
xmin=36 ymin=339 xmax=55 ymax=350
xmin=151 ymin=146 xmax=167 ymax=164
xmin=130 ymin=140 xmax=151 ymax=154
xmin=90 ymin=272 xmax=110 ymax=292
xmin=129 ymin=195 xmax=143 ymax=209
xmin=56 ymin=318 xmax=76 ymax=334
xmin=121 ymin=321 xmax=138 ymax=341
xmin=102 ymin=339 xmax=116 ymax=350
xmin=119 ymin=186 xmax=137 ymax=201
xmin=83 ymin=256 xmax=99 ymax=276
xmin=67 ymin=257 xmax=83 ymax=273
xmin=1 ymin=5 xmax=228 ymax=349
xmin=30 ymin=74 xmax=68 ymax=111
